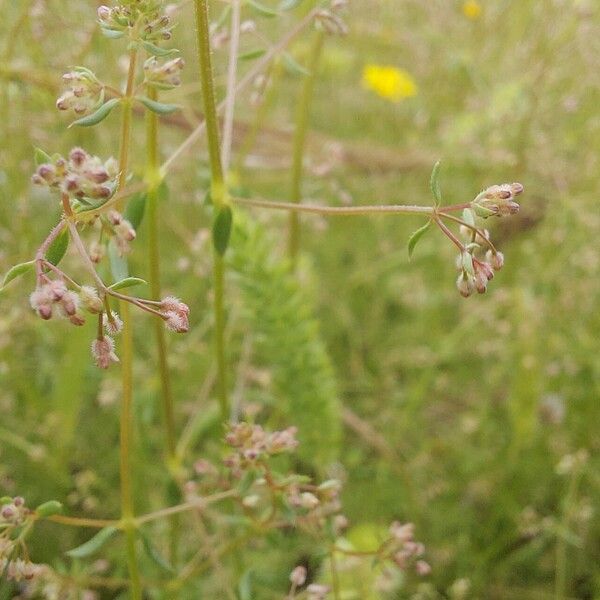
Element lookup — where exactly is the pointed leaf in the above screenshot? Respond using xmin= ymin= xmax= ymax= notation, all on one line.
xmin=46 ymin=228 xmax=70 ymax=266
xmin=34 ymin=147 xmax=51 ymax=166
xmin=69 ymin=98 xmax=120 ymax=128
xmin=35 ymin=501 xmax=63 ymax=518
xmin=212 ymin=205 xmax=233 ymax=256
xmin=2 ymin=261 xmax=35 ymax=288
xmin=125 ymin=193 xmax=147 ymax=230
xmin=238 ymin=569 xmax=254 ymax=600
xmin=239 ymin=48 xmax=266 ymax=61
xmin=100 ymin=28 xmax=125 ymax=39
xmin=108 ymin=277 xmax=147 ymax=291
xmin=138 ymin=529 xmax=174 ymax=574
xmin=247 ymin=0 xmax=279 ymax=17
xmin=142 ymin=41 xmax=179 ymax=58
xmin=282 ymin=52 xmax=311 ymax=77
xmin=430 ymin=160 xmax=442 ymax=207
xmin=407 ymin=220 xmax=432 ymax=259
xmin=66 ymin=527 xmax=118 ymax=558
xmin=137 ymin=96 xmax=180 ymax=115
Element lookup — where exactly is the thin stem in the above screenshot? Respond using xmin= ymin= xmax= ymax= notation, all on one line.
xmin=434 ymin=215 xmax=466 ymax=253
xmin=46 ymin=515 xmax=119 ymax=529
xmin=233 ymin=195 xmax=434 ymax=216
xmin=330 ymin=546 xmax=341 ymax=600
xmin=117 ymin=43 xmax=142 ymax=600
xmin=221 ymin=0 xmax=241 ymax=173
xmin=194 ymin=0 xmax=230 ymax=420
xmin=145 ymin=84 xmax=180 ymax=567
xmin=288 ymin=30 xmax=325 ymax=269
xmin=438 ymin=212 xmax=499 ymax=254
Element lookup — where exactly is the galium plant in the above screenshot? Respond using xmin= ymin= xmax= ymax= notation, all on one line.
xmin=0 ymin=0 xmax=525 ymax=598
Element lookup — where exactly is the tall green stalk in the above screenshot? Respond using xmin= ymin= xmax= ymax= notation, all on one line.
xmin=117 ymin=46 xmax=142 ymax=600
xmin=145 ymin=85 xmax=181 ymax=569
xmin=288 ymin=30 xmax=325 ymax=269
xmin=193 ymin=0 xmax=230 ymax=421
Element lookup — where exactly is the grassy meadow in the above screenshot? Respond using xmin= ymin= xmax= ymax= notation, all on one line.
xmin=0 ymin=0 xmax=599 ymax=598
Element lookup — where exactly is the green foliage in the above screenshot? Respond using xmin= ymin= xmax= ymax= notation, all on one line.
xmin=229 ymin=214 xmax=341 ymax=467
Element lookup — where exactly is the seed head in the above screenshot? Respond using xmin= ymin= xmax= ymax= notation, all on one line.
xmin=91 ymin=336 xmax=119 ymax=369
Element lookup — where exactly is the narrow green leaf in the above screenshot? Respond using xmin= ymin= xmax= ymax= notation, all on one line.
xmin=108 ymin=239 xmax=129 ymax=282
xmin=142 ymin=41 xmax=179 ymax=57
xmin=407 ymin=220 xmax=432 ymax=259
xmin=282 ymin=52 xmax=311 ymax=77
xmin=35 ymin=500 xmax=63 ymax=518
xmin=462 ymin=251 xmax=475 ymax=276
xmin=125 ymin=193 xmax=147 ymax=230
xmin=239 ymin=48 xmax=266 ymax=61
xmin=46 ymin=228 xmax=70 ymax=266
xmin=137 ymin=96 xmax=180 ymax=115
xmin=108 ymin=277 xmax=147 ymax=291
xmin=472 ymin=204 xmax=497 ymax=218
xmin=100 ymin=28 xmax=125 ymax=39
xmin=430 ymin=160 xmax=442 ymax=207
xmin=66 ymin=527 xmax=118 ymax=558
xmin=247 ymin=0 xmax=279 ymax=17
xmin=69 ymin=98 xmax=120 ymax=128
xmin=138 ymin=529 xmax=175 ymax=574
xmin=34 ymin=147 xmax=51 ymax=166
xmin=2 ymin=261 xmax=35 ymax=288
xmin=212 ymin=205 xmax=233 ymax=255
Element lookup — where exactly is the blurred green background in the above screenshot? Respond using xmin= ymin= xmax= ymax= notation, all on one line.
xmin=0 ymin=0 xmax=599 ymax=598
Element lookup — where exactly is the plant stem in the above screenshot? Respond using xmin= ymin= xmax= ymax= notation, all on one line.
xmin=193 ymin=0 xmax=230 ymax=420
xmin=145 ymin=85 xmax=181 ymax=570
xmin=117 ymin=44 xmax=142 ymax=600
xmin=233 ymin=195 xmax=434 ymax=216
xmin=288 ymin=30 xmax=325 ymax=269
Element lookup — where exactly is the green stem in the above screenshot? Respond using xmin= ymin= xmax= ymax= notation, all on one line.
xmin=145 ymin=85 xmax=180 ymax=569
xmin=117 ymin=45 xmax=142 ymax=600
xmin=193 ymin=0 xmax=230 ymax=420
xmin=288 ymin=30 xmax=325 ymax=269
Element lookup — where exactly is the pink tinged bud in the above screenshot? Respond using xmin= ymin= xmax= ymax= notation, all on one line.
xmin=290 ymin=565 xmax=307 ymax=587
xmin=115 ymin=221 xmax=136 ymax=242
xmin=13 ymin=497 xmax=24 ymax=507
xmin=69 ymin=147 xmax=88 ymax=167
xmin=1 ymin=505 xmax=15 ymax=519
xmin=474 ymin=270 xmax=488 ymax=294
xmin=415 ymin=560 xmax=432 ymax=576
xmin=69 ymin=314 xmax=86 ymax=326
xmin=97 ymin=5 xmax=111 ymax=20
xmin=91 ymin=336 xmax=119 ymax=369
xmin=31 ymin=174 xmax=44 ymax=185
xmin=48 ymin=280 xmax=67 ymax=301
xmin=89 ymin=241 xmax=105 ymax=264
xmin=60 ymin=291 xmax=79 ymax=316
xmin=37 ymin=164 xmax=55 ymax=183
xmin=487 ymin=250 xmax=504 ymax=270
xmin=108 ymin=210 xmax=122 ymax=225
xmin=300 ymin=492 xmax=320 ymax=510
xmin=510 ymin=182 xmax=524 ymax=196
xmin=164 ymin=310 xmax=189 ymax=333
xmin=80 ymin=286 xmax=103 ymax=313
xmin=477 ymin=262 xmax=494 ymax=281
xmin=456 ymin=274 xmax=474 ymax=298
xmin=38 ymin=304 xmax=53 ymax=320
xmin=103 ymin=312 xmax=123 ymax=335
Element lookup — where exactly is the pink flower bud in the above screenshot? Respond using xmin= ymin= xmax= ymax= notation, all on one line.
xmin=415 ymin=560 xmax=431 ymax=576
xmin=487 ymin=250 xmax=504 ymax=270
xmin=103 ymin=312 xmax=123 ymax=335
xmin=69 ymin=314 xmax=86 ymax=326
xmin=60 ymin=291 xmax=79 ymax=316
xmin=456 ymin=274 xmax=474 ymax=298
xmin=91 ymin=336 xmax=119 ymax=369
xmin=80 ymin=286 xmax=103 ymax=313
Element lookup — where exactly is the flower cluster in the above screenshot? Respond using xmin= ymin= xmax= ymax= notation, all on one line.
xmin=387 ymin=521 xmax=430 ymax=575
xmin=32 ymin=147 xmax=118 ymax=206
xmin=224 ymin=422 xmax=299 ymax=468
xmin=471 ymin=182 xmax=524 ymax=218
xmin=449 ymin=182 xmax=524 ymax=297
xmin=30 ymin=280 xmax=81 ymax=323
xmin=98 ymin=2 xmax=173 ymax=42
xmin=144 ymin=56 xmax=185 ymax=90
xmin=56 ymin=67 xmax=103 ymax=115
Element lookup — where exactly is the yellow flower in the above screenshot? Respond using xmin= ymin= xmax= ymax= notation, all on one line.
xmin=462 ymin=0 xmax=482 ymax=20
xmin=361 ymin=64 xmax=418 ymax=103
